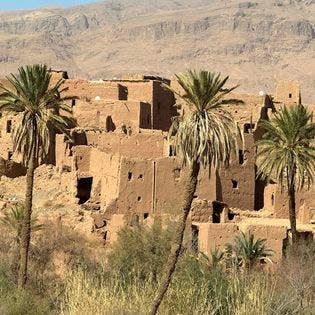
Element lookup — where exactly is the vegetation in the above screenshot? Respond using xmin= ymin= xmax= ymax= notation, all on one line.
xmin=0 ymin=204 xmax=42 ymax=246
xmin=0 ymin=64 xmax=73 ymax=288
xmin=256 ymin=104 xmax=315 ymax=244
xmin=0 ymin=223 xmax=313 ymax=315
xmin=225 ymin=231 xmax=273 ymax=272
xmin=150 ymin=70 xmax=241 ymax=314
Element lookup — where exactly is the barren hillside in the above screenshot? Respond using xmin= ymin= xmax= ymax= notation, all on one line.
xmin=0 ymin=0 xmax=314 ymax=101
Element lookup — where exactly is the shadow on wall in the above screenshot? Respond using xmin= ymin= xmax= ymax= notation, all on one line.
xmin=0 ymin=157 xmax=26 ymax=178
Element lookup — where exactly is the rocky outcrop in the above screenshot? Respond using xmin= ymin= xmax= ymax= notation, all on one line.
xmin=0 ymin=0 xmax=314 ymax=101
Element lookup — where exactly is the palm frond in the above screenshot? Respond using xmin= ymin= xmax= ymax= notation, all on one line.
xmin=167 ymin=70 xmax=240 ymax=168
xmin=256 ymin=104 xmax=315 ymax=191
xmin=0 ymin=64 xmax=74 ymax=165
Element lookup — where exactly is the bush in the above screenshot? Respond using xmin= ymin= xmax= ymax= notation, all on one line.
xmin=0 ymin=264 xmax=49 ymax=315
xmin=107 ymin=222 xmax=173 ymax=283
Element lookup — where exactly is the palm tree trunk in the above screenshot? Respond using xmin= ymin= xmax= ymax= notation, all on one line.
xmin=18 ymin=143 xmax=36 ymax=289
xmin=288 ymin=186 xmax=298 ymax=245
xmin=149 ymin=161 xmax=200 ymax=315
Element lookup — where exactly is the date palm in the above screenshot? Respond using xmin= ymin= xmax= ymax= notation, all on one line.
xmin=256 ymin=105 xmax=315 ymax=244
xmin=226 ymin=231 xmax=273 ymax=272
xmin=150 ymin=70 xmax=240 ymax=314
xmin=0 ymin=64 xmax=72 ymax=288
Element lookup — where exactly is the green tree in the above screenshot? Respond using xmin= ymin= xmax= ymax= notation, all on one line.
xmin=0 ymin=64 xmax=72 ymax=288
xmin=226 ymin=231 xmax=273 ymax=272
xmin=150 ymin=70 xmax=240 ymax=314
xmin=256 ymin=105 xmax=315 ymax=244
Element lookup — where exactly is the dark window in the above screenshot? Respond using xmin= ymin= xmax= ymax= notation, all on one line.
xmin=271 ymin=194 xmax=274 ymax=206
xmin=232 ymin=180 xmax=238 ymax=189
xmin=244 ymin=123 xmax=255 ymax=133
xmin=144 ymin=213 xmax=149 ymax=220
xmin=239 ymin=150 xmax=244 ymax=165
xmin=289 ymin=93 xmax=292 ymax=99
xmin=169 ymin=145 xmax=176 ymax=156
xmin=71 ymin=99 xmax=76 ymax=107
xmin=137 ymin=196 xmax=142 ymax=201
xmin=128 ymin=172 xmax=133 ymax=181
xmin=8 ymin=151 xmax=13 ymax=160
xmin=105 ymin=116 xmax=116 ymax=132
xmin=139 ymin=174 xmax=143 ymax=179
xmin=6 ymin=120 xmax=12 ymax=133
xmin=212 ymin=201 xmax=224 ymax=223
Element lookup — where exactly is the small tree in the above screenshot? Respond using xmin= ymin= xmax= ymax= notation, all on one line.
xmin=226 ymin=231 xmax=273 ymax=272
xmin=256 ymin=105 xmax=315 ymax=244
xmin=0 ymin=204 xmax=42 ymax=246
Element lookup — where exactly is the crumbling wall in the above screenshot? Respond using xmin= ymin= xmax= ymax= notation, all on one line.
xmin=89 ymin=149 xmax=121 ymax=208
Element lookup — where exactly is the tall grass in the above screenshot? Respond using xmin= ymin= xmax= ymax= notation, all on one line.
xmin=0 ymin=221 xmax=314 ymax=314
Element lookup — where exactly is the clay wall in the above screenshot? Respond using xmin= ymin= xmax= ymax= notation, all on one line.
xmin=72 ymin=146 xmax=91 ymax=176
xmin=194 ymin=222 xmax=288 ymax=264
xmin=272 ymin=186 xmax=315 ymax=221
xmin=116 ymin=157 xmax=217 ymax=215
xmin=196 ymin=223 xmax=239 ymax=256
xmin=117 ymin=158 xmax=154 ymax=215
xmin=152 ymin=81 xmax=175 ymax=131
xmin=0 ymin=115 xmax=17 ymax=162
xmin=274 ymin=80 xmax=300 ymax=105
xmin=89 ymin=149 xmax=121 ymax=207
xmin=218 ymin=134 xmax=256 ymax=210
xmin=55 ymin=133 xmax=76 ymax=173
xmin=73 ymin=99 xmax=149 ymax=131
xmin=242 ymin=224 xmax=288 ymax=264
xmin=154 ymin=158 xmax=217 ymax=214
xmin=82 ymin=131 xmax=167 ymax=159
xmin=62 ymin=80 xmax=124 ymax=101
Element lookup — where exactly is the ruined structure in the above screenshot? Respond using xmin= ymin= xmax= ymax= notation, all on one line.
xmin=0 ymin=71 xmax=314 ymax=264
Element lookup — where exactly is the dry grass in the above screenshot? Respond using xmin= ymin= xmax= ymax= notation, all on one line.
xmin=0 ymin=222 xmax=314 ymax=315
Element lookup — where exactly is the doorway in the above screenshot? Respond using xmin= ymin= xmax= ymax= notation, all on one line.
xmin=76 ymin=177 xmax=93 ymax=204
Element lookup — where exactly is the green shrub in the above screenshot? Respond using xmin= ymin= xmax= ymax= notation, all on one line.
xmin=107 ymin=222 xmax=173 ymax=283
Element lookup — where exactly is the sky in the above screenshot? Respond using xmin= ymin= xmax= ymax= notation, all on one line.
xmin=0 ymin=0 xmax=100 ymax=10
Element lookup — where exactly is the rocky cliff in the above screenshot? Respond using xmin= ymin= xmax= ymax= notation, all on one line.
xmin=0 ymin=0 xmax=314 ymax=101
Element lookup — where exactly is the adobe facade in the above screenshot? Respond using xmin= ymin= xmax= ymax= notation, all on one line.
xmin=0 ymin=71 xmax=314 ymax=263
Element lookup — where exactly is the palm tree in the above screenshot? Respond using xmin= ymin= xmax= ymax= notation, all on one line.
xmin=0 ymin=64 xmax=72 ymax=288
xmin=0 ymin=204 xmax=42 ymax=246
xmin=226 ymin=231 xmax=273 ymax=272
xmin=256 ymin=105 xmax=315 ymax=245
xmin=150 ymin=70 xmax=240 ymax=314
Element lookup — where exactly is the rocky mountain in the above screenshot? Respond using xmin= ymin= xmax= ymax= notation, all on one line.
xmin=0 ymin=0 xmax=314 ymax=101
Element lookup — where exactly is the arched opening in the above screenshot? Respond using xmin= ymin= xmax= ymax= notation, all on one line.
xmin=105 ymin=116 xmax=116 ymax=132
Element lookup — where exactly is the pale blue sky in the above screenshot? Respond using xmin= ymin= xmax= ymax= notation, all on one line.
xmin=0 ymin=0 xmax=100 ymax=10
